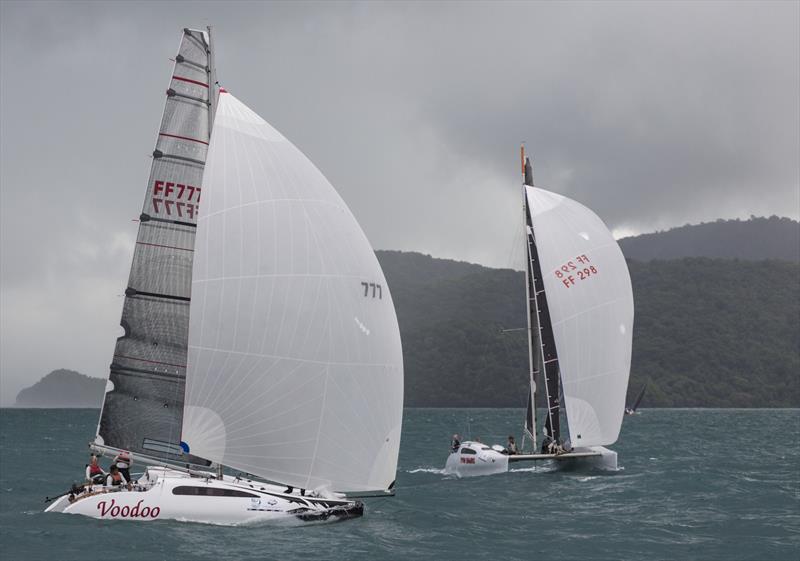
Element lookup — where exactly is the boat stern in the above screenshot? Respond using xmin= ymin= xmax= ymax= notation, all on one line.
xmin=443 ymin=441 xmax=509 ymax=477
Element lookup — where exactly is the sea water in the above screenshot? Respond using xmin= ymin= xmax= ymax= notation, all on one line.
xmin=1 ymin=408 xmax=797 ymax=561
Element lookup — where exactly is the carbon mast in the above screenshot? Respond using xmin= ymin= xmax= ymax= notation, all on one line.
xmin=521 ymin=146 xmax=562 ymax=451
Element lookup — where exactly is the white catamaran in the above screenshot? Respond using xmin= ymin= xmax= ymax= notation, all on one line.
xmin=445 ymin=147 xmax=634 ymax=477
xmin=46 ymin=27 xmax=404 ymax=524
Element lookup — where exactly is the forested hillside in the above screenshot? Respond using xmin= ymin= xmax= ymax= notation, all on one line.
xmin=377 ymin=251 xmax=800 ymax=408
xmin=618 ymin=216 xmax=799 ymax=261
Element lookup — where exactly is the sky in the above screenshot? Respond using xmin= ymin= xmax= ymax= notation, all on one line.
xmin=1 ymin=1 xmax=798 ymax=404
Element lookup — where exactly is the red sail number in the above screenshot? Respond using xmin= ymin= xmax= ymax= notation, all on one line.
xmin=554 ymin=254 xmax=597 ymax=288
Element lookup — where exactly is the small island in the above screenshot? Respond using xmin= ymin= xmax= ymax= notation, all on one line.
xmin=14 ymin=369 xmax=105 ymax=408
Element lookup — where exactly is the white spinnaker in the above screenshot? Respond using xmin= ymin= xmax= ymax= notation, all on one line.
xmin=526 ymin=186 xmax=633 ymax=447
xmin=182 ymin=93 xmax=403 ymax=493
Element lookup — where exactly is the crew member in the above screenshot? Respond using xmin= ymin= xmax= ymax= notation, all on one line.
xmin=85 ymin=454 xmax=106 ymax=485
xmin=450 ymin=434 xmax=461 ymax=453
xmin=105 ymin=465 xmax=131 ymax=490
xmin=111 ymin=451 xmax=133 ymax=483
xmin=506 ymin=436 xmax=519 ymax=455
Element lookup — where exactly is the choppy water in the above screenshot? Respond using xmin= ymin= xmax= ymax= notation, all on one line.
xmin=1 ymin=408 xmax=798 ymax=560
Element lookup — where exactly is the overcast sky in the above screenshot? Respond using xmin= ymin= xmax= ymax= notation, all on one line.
xmin=1 ymin=1 xmax=798 ymax=404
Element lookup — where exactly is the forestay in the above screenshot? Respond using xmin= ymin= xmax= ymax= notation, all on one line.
xmin=96 ymin=29 xmax=212 ymax=462
xmin=525 ymin=186 xmax=633 ymax=447
xmin=182 ymin=93 xmax=404 ymax=493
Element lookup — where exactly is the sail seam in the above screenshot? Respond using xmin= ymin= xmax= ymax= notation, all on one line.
xmin=136 ymin=241 xmax=194 ymax=252
xmin=197 ymin=198 xmax=345 ymax=221
xmin=188 ymin=344 xmax=399 ymax=368
xmin=113 ymin=354 xmax=187 ymax=369
xmin=158 ymin=132 xmax=209 ymax=146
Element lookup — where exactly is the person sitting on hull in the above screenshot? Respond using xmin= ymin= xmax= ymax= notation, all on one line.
xmin=105 ymin=465 xmax=131 ymax=490
xmin=541 ymin=435 xmax=558 ymax=454
xmin=85 ymin=454 xmax=106 ymax=485
xmin=283 ymin=486 xmax=306 ymax=496
xmin=450 ymin=434 xmax=461 ymax=453
xmin=506 ymin=436 xmax=518 ymax=455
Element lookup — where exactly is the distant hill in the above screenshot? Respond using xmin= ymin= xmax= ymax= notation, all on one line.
xmin=18 ymin=217 xmax=800 ymax=409
xmin=618 ymin=216 xmax=799 ymax=261
xmin=15 ymin=369 xmax=105 ymax=408
xmin=376 ymin=251 xmax=800 ymax=408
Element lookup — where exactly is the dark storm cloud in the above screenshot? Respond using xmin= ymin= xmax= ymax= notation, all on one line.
xmin=1 ymin=1 xmax=797 ymax=403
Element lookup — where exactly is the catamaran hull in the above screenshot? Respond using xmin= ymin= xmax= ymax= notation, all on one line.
xmin=443 ymin=444 xmax=618 ymax=477
xmin=45 ymin=468 xmax=363 ymax=525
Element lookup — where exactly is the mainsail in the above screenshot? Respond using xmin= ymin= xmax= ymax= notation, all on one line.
xmin=181 ymin=93 xmax=404 ymax=493
xmin=95 ymin=29 xmax=214 ymax=462
xmin=526 ymin=186 xmax=633 ymax=447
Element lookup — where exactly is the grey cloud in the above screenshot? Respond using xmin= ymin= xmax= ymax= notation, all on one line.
xmin=1 ymin=1 xmax=797 ymax=402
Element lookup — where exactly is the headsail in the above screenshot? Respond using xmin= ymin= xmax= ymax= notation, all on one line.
xmin=525 ymin=186 xmax=633 ymax=447
xmin=95 ymin=29 xmax=214 ymax=463
xmin=181 ymin=93 xmax=404 ymax=493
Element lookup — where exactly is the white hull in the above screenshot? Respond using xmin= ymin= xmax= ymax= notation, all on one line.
xmin=443 ymin=442 xmax=618 ymax=478
xmin=45 ymin=467 xmax=362 ymax=525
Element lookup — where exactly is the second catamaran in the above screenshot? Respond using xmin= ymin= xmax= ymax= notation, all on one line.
xmin=445 ymin=147 xmax=634 ymax=477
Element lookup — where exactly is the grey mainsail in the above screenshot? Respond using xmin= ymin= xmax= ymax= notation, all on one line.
xmin=95 ymin=29 xmax=214 ymax=464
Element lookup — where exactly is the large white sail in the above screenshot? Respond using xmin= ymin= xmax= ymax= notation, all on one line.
xmin=181 ymin=92 xmax=404 ymax=493
xmin=526 ymin=186 xmax=633 ymax=447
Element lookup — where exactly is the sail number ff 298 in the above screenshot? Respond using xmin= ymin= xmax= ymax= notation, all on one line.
xmin=554 ymin=254 xmax=598 ymax=288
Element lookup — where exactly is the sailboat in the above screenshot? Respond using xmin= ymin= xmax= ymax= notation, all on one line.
xmin=444 ymin=147 xmax=633 ymax=477
xmin=625 ymin=383 xmax=648 ymax=415
xmin=45 ymin=27 xmax=404 ymax=524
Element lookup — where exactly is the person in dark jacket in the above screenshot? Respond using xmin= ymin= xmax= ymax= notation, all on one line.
xmin=506 ymin=436 xmax=519 ymax=455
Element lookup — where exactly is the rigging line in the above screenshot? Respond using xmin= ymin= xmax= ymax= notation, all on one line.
xmin=307 ymin=366 xmax=330 ymax=489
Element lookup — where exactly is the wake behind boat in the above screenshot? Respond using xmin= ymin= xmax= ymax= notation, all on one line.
xmin=45 ymin=27 xmax=404 ymax=524
xmin=445 ymin=147 xmax=634 ymax=477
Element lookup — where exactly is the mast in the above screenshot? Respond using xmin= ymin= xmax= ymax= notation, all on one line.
xmin=522 ymin=149 xmax=562 ymax=448
xmin=521 ymin=145 xmax=537 ymax=453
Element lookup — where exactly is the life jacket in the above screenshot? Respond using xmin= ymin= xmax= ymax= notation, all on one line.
xmin=114 ymin=452 xmax=131 ymax=469
xmin=108 ymin=472 xmax=124 ymax=486
xmin=88 ymin=463 xmax=104 ymax=476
